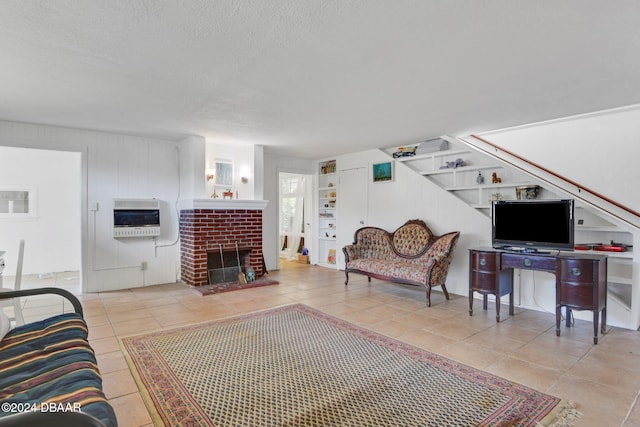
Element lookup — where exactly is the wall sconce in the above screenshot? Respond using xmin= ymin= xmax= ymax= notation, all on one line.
xmin=240 ymin=166 xmax=250 ymax=184
xmin=206 ymin=169 xmax=215 ymax=182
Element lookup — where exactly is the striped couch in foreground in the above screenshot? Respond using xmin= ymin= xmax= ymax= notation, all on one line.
xmin=0 ymin=288 xmax=117 ymax=427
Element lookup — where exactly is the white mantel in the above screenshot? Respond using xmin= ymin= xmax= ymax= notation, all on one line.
xmin=178 ymin=199 xmax=269 ymax=211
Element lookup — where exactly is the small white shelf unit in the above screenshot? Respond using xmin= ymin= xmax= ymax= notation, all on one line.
xmin=317 ymin=160 xmax=338 ymax=268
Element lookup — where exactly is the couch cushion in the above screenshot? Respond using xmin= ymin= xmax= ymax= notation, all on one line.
xmin=347 ymin=259 xmax=428 ymax=284
xmin=392 ymin=222 xmax=433 ymax=256
xmin=0 ymin=313 xmax=117 ymax=427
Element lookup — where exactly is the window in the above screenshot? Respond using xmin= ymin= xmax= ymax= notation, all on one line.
xmin=0 ymin=187 xmax=37 ymax=218
xmin=280 ymin=175 xmax=305 ymax=235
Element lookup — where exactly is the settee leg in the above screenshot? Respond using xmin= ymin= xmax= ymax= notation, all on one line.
xmin=345 ymin=271 xmax=349 ymax=286
xmin=441 ymin=284 xmax=450 ymax=301
xmin=426 ymin=286 xmax=432 ymax=307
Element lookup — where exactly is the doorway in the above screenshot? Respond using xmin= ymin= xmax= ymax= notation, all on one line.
xmin=0 ymin=146 xmax=82 ymax=293
xmin=278 ymin=171 xmax=313 ymax=270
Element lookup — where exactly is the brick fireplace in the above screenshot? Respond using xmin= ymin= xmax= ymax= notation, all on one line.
xmin=179 ymin=200 xmax=268 ymax=287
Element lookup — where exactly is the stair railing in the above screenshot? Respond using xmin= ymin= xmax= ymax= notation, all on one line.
xmin=457 ymin=134 xmax=640 ymax=230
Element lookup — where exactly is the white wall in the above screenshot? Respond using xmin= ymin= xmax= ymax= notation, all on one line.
xmin=205 ymin=140 xmax=256 ymax=200
xmin=262 ymin=148 xmax=490 ymax=298
xmin=0 ymin=147 xmax=80 ymax=275
xmin=330 ymin=149 xmax=489 ymax=298
xmin=319 ymin=145 xmax=638 ymax=327
xmin=0 ymin=120 xmax=181 ymax=292
xmin=479 ymin=105 xmax=640 ymax=215
xmin=179 ymin=135 xmax=207 ymax=200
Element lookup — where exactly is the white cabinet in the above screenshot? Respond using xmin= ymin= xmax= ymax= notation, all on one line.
xmin=317 ymin=160 xmax=338 ymax=268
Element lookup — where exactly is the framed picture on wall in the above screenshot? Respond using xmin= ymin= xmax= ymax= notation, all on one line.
xmin=372 ymin=161 xmax=393 ymax=183
xmin=215 ymin=160 xmax=233 ymax=187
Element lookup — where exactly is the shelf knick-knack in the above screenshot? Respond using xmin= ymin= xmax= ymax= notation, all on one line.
xmin=476 ymin=171 xmax=485 ymax=184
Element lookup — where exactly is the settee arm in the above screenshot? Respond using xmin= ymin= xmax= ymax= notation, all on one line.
xmin=0 ymin=287 xmax=84 ymax=318
xmin=0 ymin=411 xmax=107 ymax=427
xmin=342 ymin=244 xmax=358 ymax=263
xmin=423 ymin=231 xmax=460 ymax=283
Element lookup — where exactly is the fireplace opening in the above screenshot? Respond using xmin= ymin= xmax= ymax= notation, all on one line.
xmin=207 ymin=248 xmax=251 ymax=284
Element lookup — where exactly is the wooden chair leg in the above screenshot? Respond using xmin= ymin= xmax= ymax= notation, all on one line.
xmin=426 ymin=286 xmax=432 ymax=307
xmin=344 ymin=271 xmax=349 ymax=286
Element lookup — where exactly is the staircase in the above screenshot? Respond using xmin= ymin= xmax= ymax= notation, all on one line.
xmin=384 ymin=135 xmax=640 ymax=330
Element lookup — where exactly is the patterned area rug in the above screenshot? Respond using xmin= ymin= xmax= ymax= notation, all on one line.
xmin=191 ymin=277 xmax=279 ymax=296
xmin=121 ymin=304 xmax=578 ymax=426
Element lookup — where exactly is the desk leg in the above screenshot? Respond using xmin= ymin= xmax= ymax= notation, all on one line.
xmin=469 ymin=289 xmax=474 ymax=316
xmin=509 ymin=291 xmax=514 ymax=316
xmin=555 ymin=304 xmax=561 ymax=337
xmin=593 ymin=310 xmax=599 ymax=345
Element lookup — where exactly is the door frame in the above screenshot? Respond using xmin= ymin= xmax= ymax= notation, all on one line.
xmin=337 ymin=163 xmax=369 ymax=269
xmin=276 ymin=169 xmax=314 ymax=270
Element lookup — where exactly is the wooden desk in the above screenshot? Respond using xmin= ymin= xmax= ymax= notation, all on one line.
xmin=469 ymin=248 xmax=607 ymax=344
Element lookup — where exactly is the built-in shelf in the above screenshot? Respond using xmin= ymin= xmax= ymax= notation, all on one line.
xmin=419 ymin=164 xmax=502 ymax=176
xmin=443 ymin=182 xmax=531 ymax=191
xmin=395 ymin=148 xmax=470 ymax=162
xmin=573 ymin=250 xmax=633 ymax=259
xmin=609 ymin=275 xmax=633 ymax=285
xmin=576 ymin=225 xmax=623 ymax=232
xmin=317 ymin=159 xmax=338 ymax=269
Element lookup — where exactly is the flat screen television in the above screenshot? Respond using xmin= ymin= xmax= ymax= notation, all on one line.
xmin=492 ymin=199 xmax=575 ymax=252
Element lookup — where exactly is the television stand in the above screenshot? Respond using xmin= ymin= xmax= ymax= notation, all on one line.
xmin=469 ymin=248 xmax=607 ymax=344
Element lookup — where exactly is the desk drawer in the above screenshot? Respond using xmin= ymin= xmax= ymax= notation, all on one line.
xmin=557 ymin=281 xmax=594 ymax=307
xmin=501 ymin=253 xmax=556 ymax=272
xmin=470 ymin=271 xmax=499 ymax=292
xmin=469 ymin=250 xmax=499 ymax=272
xmin=557 ymin=258 xmax=595 ymax=283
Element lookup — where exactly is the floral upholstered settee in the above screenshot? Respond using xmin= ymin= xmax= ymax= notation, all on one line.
xmin=343 ymin=219 xmax=460 ymax=306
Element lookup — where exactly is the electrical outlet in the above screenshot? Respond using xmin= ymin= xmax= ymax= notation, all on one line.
xmin=141 ymin=261 xmax=148 ymax=271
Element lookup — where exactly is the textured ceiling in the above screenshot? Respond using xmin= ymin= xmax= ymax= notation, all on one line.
xmin=1 ymin=1 xmax=639 ymax=159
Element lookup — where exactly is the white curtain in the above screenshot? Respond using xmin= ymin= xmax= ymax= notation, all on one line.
xmin=280 ymin=174 xmax=306 ymax=261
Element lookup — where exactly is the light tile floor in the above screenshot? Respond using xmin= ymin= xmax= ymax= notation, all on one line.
xmin=5 ymin=262 xmax=640 ymax=427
